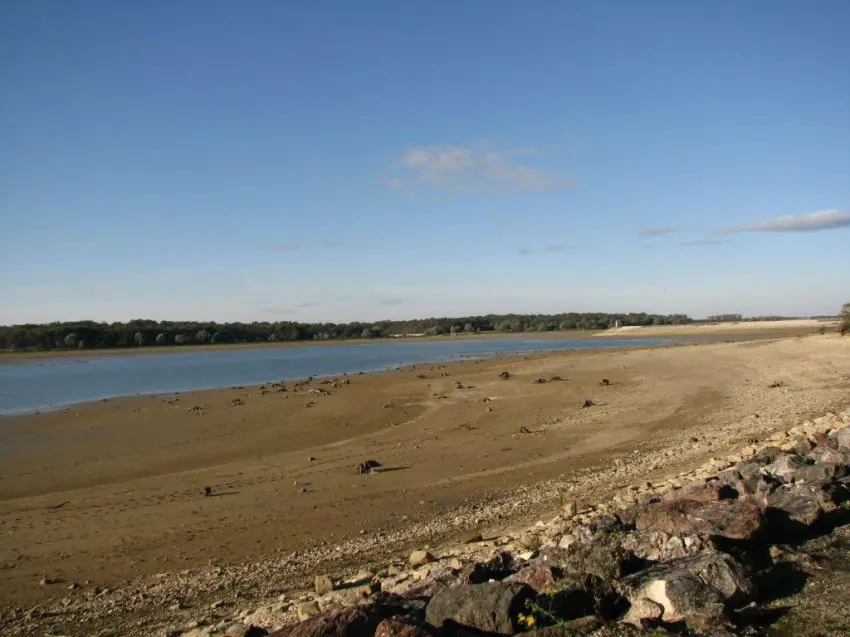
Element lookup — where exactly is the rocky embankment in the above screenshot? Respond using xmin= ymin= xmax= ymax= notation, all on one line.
xmin=10 ymin=408 xmax=850 ymax=636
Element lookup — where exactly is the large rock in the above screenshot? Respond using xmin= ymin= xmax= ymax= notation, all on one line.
xmin=374 ymin=618 xmax=432 ymax=637
xmin=618 ymin=551 xmax=754 ymax=627
xmin=425 ymin=582 xmax=535 ymax=634
xmin=636 ymin=498 xmax=763 ymax=540
xmin=621 ymin=596 xmax=665 ymax=628
xmin=408 ymin=550 xmax=435 ymax=567
xmin=766 ymin=479 xmax=850 ymax=537
xmin=621 ymin=529 xmax=710 ymax=562
xmin=269 ymin=606 xmax=379 ymax=637
xmin=314 ymin=575 xmax=335 ymax=595
xmin=835 ymin=426 xmax=850 ymax=450
xmin=763 ymin=454 xmax=807 ymax=483
xmin=505 ymin=565 xmax=560 ymax=593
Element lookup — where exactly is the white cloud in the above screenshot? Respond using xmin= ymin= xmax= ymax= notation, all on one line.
xmin=719 ymin=209 xmax=850 ymax=234
xmin=386 ymin=144 xmax=571 ymax=196
xmin=519 ymin=245 xmax=569 ymax=256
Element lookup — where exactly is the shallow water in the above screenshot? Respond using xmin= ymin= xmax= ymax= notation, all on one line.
xmin=0 ymin=337 xmax=669 ymax=415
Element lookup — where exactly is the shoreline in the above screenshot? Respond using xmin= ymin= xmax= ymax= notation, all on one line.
xmin=1 ymin=334 xmax=847 ymax=627
xmin=0 ymin=336 xmax=681 ymax=417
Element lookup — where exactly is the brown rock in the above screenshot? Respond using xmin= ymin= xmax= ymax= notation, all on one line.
xmin=637 ymin=498 xmax=763 ymax=540
xmin=270 ymin=606 xmax=379 ymax=637
xmin=505 ymin=565 xmax=560 ymax=593
xmin=314 ymin=575 xmax=334 ymax=595
xmin=408 ymin=550 xmax=435 ymax=567
xmin=374 ymin=618 xmax=431 ymax=637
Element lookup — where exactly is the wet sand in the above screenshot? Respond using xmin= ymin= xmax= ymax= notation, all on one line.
xmin=1 ymin=332 xmax=848 ymax=609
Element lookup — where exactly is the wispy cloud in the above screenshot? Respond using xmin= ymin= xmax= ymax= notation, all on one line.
xmin=375 ymin=297 xmax=410 ymax=307
xmin=271 ymin=243 xmax=300 ymax=251
xmin=718 ymin=209 xmax=850 ymax=234
xmin=677 ymin=239 xmax=730 ymax=247
xmin=519 ymin=245 xmax=569 ymax=256
xmin=639 ymin=227 xmax=676 ymax=237
xmin=295 ymin=302 xmax=322 ymax=308
xmin=385 ymin=144 xmax=572 ymax=197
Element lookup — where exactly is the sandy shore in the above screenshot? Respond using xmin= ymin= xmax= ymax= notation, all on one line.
xmin=1 ymin=333 xmax=849 ymax=617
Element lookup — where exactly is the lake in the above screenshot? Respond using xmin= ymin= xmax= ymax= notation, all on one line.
xmin=0 ymin=337 xmax=669 ymax=415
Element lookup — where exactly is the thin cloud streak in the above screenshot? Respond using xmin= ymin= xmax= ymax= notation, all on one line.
xmin=386 ymin=144 xmax=572 ymax=197
xmin=718 ymin=209 xmax=850 ymax=234
xmin=639 ymin=227 xmax=676 ymax=237
xmin=677 ymin=239 xmax=730 ymax=247
xmin=519 ymin=245 xmax=569 ymax=256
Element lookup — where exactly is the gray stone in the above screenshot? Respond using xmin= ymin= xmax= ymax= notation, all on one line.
xmin=763 ymin=454 xmax=806 ymax=483
xmin=835 ymin=427 xmax=850 ymax=450
xmin=636 ymin=498 xmax=763 ymax=540
xmin=425 ymin=582 xmax=535 ymax=635
xmin=618 ymin=551 xmax=753 ymax=628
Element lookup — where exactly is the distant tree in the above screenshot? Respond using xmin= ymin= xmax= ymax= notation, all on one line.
xmin=361 ymin=328 xmax=373 ymax=339
xmin=155 ymin=333 xmax=167 ymax=345
xmin=195 ymin=329 xmax=211 ymax=344
xmin=841 ymin=303 xmax=850 ymax=335
xmin=450 ymin=325 xmax=462 ymax=335
xmin=78 ymin=339 xmax=86 ymax=349
xmin=134 ymin=331 xmax=146 ymax=346
xmin=464 ymin=322 xmax=474 ymax=333
xmin=174 ymin=334 xmax=186 ymax=345
xmin=64 ymin=333 xmax=78 ymax=347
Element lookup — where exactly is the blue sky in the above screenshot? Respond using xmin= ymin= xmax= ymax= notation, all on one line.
xmin=2 ymin=1 xmax=848 ymax=324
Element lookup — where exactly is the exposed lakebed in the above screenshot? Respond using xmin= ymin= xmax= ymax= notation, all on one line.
xmin=0 ymin=337 xmax=669 ymax=415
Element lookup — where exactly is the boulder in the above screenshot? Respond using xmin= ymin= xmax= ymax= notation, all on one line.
xmin=766 ymin=479 xmax=849 ymax=537
xmin=314 ymin=575 xmax=334 ymax=595
xmin=515 ymin=615 xmax=601 ymax=635
xmin=408 ymin=550 xmax=435 ymax=567
xmin=636 ymin=498 xmax=763 ymax=540
xmin=374 ymin=618 xmax=432 ymax=637
xmin=618 ymin=551 xmax=753 ymax=627
xmin=835 ymin=427 xmax=850 ymax=450
xmin=425 ymin=582 xmax=535 ymax=634
xmin=269 ymin=606 xmax=379 ymax=637
xmin=763 ymin=454 xmax=807 ymax=483
xmin=621 ymin=530 xmax=710 ymax=562
xmin=505 ymin=565 xmax=560 ymax=593
xmin=621 ymin=596 xmax=665 ymax=628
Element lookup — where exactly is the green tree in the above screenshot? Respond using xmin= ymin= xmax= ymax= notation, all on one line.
xmin=841 ymin=303 xmax=850 ymax=335
xmin=134 ymin=331 xmax=146 ymax=346
xmin=195 ymin=329 xmax=211 ymax=344
xmin=155 ymin=333 xmax=167 ymax=345
xmin=174 ymin=334 xmax=186 ymax=345
xmin=361 ymin=328 xmax=373 ymax=339
xmin=64 ymin=333 xmax=78 ymax=347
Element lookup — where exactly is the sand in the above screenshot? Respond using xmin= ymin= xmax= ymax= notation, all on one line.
xmin=1 ymin=333 xmax=849 ymax=611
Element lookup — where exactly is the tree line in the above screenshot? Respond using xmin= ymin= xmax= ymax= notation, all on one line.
xmin=0 ymin=312 xmax=694 ymax=351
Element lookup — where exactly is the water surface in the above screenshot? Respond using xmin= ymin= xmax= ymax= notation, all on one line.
xmin=0 ymin=337 xmax=669 ymax=415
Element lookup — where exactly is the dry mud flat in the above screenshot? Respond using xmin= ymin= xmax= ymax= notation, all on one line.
xmin=1 ymin=335 xmax=849 ymax=635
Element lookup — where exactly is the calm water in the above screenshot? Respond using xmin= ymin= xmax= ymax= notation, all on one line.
xmin=0 ymin=337 xmax=668 ymax=415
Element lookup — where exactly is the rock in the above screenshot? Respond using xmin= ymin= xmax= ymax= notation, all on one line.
xmin=374 ymin=618 xmax=431 ymax=637
xmin=621 ymin=596 xmax=665 ymax=627
xmin=763 ymin=454 xmax=807 ymax=483
xmin=516 ymin=615 xmax=601 ymax=635
xmin=766 ymin=479 xmax=849 ymax=536
xmin=270 ymin=606 xmax=379 ymax=637
xmin=563 ymin=501 xmax=578 ymax=518
xmin=425 ymin=582 xmax=535 ymax=634
xmin=408 ymin=550 xmax=435 ymax=567
xmin=636 ymin=498 xmax=763 ymax=540
xmin=835 ymin=427 xmax=850 ymax=450
xmin=295 ymin=601 xmax=321 ymax=621
xmin=227 ymin=626 xmax=269 ymax=637
xmin=403 ymin=566 xmax=459 ymax=597
xmin=314 ymin=574 xmax=334 ymax=595
xmin=505 ymin=565 xmax=560 ymax=593
xmin=618 ymin=551 xmax=754 ymax=627
xmin=242 ymin=602 xmax=292 ymax=629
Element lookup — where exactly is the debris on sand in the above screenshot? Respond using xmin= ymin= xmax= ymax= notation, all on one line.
xmin=498 ymin=371 xmax=512 ymax=380
xmin=582 ymin=399 xmax=595 ymax=408
xmin=231 ymin=398 xmax=245 ymax=407
xmin=203 ymin=487 xmax=212 ymax=497
xmin=599 ymin=378 xmax=611 ymax=386
xmin=549 ymin=375 xmax=564 ymax=382
xmin=518 ymin=426 xmax=533 ymax=435
xmin=768 ymin=380 xmax=785 ymax=388
xmin=356 ymin=460 xmax=382 ymax=474
xmin=531 ymin=378 xmax=548 ymax=384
